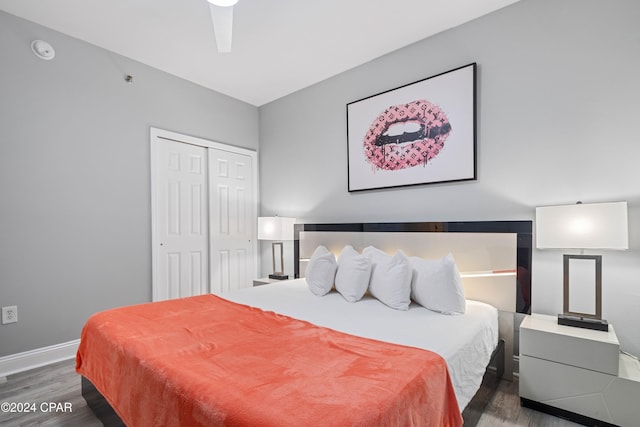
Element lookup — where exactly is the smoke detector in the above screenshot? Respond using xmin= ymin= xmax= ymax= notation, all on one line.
xmin=31 ymin=40 xmax=55 ymax=60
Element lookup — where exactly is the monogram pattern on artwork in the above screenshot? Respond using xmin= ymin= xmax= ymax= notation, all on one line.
xmin=363 ymin=99 xmax=451 ymax=171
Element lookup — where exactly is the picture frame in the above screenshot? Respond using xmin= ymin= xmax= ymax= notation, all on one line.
xmin=346 ymin=63 xmax=477 ymax=192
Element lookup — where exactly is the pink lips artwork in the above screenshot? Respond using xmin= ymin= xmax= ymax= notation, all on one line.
xmin=363 ymin=99 xmax=452 ymax=171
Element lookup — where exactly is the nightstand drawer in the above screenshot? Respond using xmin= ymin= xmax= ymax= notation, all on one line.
xmin=520 ymin=355 xmax=617 ymax=423
xmin=520 ymin=314 xmax=619 ymax=375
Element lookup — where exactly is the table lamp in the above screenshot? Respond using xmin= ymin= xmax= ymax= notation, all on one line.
xmin=258 ymin=216 xmax=295 ymax=280
xmin=536 ymin=201 xmax=628 ymax=330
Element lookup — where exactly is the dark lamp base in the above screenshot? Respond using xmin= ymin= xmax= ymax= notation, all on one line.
xmin=268 ymin=274 xmax=289 ymax=280
xmin=557 ymin=314 xmax=609 ymax=331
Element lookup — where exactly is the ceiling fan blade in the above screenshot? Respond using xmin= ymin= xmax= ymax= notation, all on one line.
xmin=209 ymin=3 xmax=234 ymax=53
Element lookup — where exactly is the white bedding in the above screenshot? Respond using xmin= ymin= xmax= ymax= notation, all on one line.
xmin=221 ymin=278 xmax=499 ymax=410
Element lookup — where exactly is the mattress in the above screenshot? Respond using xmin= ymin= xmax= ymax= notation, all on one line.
xmin=222 ymin=278 xmax=499 ymax=410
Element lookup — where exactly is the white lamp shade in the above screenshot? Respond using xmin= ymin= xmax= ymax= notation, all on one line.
xmin=536 ymin=202 xmax=628 ymax=250
xmin=207 ymin=0 xmax=238 ymax=6
xmin=258 ymin=217 xmax=295 ymax=241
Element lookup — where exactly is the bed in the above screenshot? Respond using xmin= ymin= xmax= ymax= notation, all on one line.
xmin=77 ymin=220 xmax=532 ymax=427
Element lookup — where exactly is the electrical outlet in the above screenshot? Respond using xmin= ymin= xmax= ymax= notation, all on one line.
xmin=2 ymin=306 xmax=18 ymax=324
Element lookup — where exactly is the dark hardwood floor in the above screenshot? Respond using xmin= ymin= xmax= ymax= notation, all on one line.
xmin=0 ymin=358 xmax=582 ymax=426
xmin=0 ymin=359 xmax=101 ymax=427
xmin=476 ymin=378 xmax=582 ymax=427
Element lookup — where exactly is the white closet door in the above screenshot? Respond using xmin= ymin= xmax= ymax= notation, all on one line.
xmin=151 ymin=128 xmax=258 ymax=300
xmin=209 ymin=148 xmax=254 ymax=293
xmin=154 ymin=139 xmax=209 ymax=301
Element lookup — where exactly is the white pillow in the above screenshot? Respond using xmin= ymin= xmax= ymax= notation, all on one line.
xmin=335 ymin=245 xmax=372 ymax=302
xmin=410 ymin=253 xmax=465 ymax=315
xmin=363 ymin=246 xmax=412 ymax=311
xmin=305 ymin=246 xmax=338 ymax=296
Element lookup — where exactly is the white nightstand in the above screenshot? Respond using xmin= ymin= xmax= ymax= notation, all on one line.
xmin=252 ymin=277 xmax=284 ymax=286
xmin=520 ymin=313 xmax=640 ymax=426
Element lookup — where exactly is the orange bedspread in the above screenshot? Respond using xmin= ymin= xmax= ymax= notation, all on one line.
xmin=76 ymin=294 xmax=462 ymax=427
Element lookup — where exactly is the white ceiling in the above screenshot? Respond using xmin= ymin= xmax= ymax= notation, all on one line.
xmin=0 ymin=0 xmax=519 ymax=106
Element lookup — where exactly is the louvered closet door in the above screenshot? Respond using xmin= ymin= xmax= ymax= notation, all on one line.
xmin=209 ymin=148 xmax=254 ymax=293
xmin=155 ymin=139 xmax=209 ymax=300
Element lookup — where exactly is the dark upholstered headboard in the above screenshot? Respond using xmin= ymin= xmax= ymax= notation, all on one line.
xmin=294 ymin=221 xmax=532 ymax=314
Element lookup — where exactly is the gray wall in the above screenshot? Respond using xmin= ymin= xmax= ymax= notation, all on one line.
xmin=0 ymin=11 xmax=259 ymax=356
xmin=259 ymin=0 xmax=640 ymax=356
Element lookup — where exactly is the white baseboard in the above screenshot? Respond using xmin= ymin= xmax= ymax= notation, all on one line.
xmin=0 ymin=339 xmax=80 ymax=378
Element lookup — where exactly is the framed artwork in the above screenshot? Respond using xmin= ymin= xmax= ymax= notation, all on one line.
xmin=346 ymin=63 xmax=476 ymax=192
